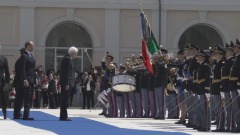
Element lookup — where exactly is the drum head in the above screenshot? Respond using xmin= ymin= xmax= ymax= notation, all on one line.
xmin=113 ymin=84 xmax=136 ymax=92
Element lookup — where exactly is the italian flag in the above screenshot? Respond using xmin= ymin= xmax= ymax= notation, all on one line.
xmin=140 ymin=12 xmax=159 ymax=74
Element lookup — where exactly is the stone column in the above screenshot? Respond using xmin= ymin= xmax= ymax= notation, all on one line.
xmin=104 ymin=9 xmax=120 ymax=64
xmin=19 ymin=6 xmax=35 ymax=49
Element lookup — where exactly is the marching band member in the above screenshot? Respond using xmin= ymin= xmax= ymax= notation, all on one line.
xmin=126 ymin=67 xmax=139 ymax=118
xmin=133 ymin=69 xmax=142 ymax=118
xmin=115 ymin=64 xmax=126 ymax=118
xmin=124 ymin=65 xmax=133 ymax=118
xmin=101 ymin=53 xmax=116 ymax=117
xmin=140 ymin=68 xmax=150 ymax=118
xmin=148 ymin=73 xmax=155 ymax=118
xmin=152 ymin=46 xmax=168 ymax=120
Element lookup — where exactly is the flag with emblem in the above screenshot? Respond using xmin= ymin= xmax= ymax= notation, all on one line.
xmin=140 ymin=11 xmax=159 ymax=74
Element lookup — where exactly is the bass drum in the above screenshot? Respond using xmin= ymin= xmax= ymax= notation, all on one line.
xmin=112 ymin=75 xmax=136 ymax=92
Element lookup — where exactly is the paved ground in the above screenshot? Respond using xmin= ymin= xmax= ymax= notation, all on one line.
xmin=0 ymin=108 xmax=234 ymax=135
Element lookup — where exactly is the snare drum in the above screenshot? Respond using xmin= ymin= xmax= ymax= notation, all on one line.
xmin=112 ymin=75 xmax=136 ymax=92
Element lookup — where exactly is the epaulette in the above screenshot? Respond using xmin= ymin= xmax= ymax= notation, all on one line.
xmin=108 ymin=63 xmax=115 ymax=70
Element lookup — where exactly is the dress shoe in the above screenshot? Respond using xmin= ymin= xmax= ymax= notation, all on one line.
xmin=98 ymin=112 xmax=105 ymax=115
xmin=172 ymin=116 xmax=179 ymax=119
xmin=13 ymin=116 xmax=22 ymax=119
xmin=231 ymin=129 xmax=240 ymax=133
xmin=166 ymin=116 xmax=178 ymax=119
xmin=212 ymin=129 xmax=225 ymax=132
xmin=224 ymin=129 xmax=230 ymax=132
xmin=22 ymin=117 xmax=34 ymax=120
xmin=186 ymin=123 xmax=194 ymax=128
xmin=60 ymin=118 xmax=72 ymax=121
xmin=197 ymin=128 xmax=210 ymax=132
xmin=192 ymin=125 xmax=200 ymax=130
xmin=104 ymin=114 xmax=113 ymax=118
xmin=175 ymin=120 xmax=186 ymax=124
xmin=211 ymin=121 xmax=218 ymax=125
xmin=153 ymin=117 xmax=165 ymax=120
xmin=3 ymin=114 xmax=7 ymax=119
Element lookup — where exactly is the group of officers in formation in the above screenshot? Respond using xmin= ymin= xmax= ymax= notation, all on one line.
xmin=98 ymin=40 xmax=240 ymax=132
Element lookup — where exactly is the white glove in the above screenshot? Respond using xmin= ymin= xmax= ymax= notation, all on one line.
xmin=102 ymin=55 xmax=106 ymax=62
xmin=107 ymin=88 xmax=111 ymax=93
xmin=238 ymin=89 xmax=240 ymax=95
xmin=220 ymin=92 xmax=225 ymax=99
xmin=176 ymin=77 xmax=183 ymax=81
xmin=184 ymin=89 xmax=187 ymax=93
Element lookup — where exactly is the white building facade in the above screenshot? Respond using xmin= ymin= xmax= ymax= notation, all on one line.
xmin=0 ymin=0 xmax=240 ymax=71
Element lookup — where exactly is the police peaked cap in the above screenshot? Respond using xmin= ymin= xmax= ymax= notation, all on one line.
xmin=188 ymin=43 xmax=199 ymax=50
xmin=214 ymin=44 xmax=226 ymax=55
xmin=197 ymin=49 xmax=210 ymax=58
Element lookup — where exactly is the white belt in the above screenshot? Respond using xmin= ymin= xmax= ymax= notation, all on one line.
xmin=205 ymin=93 xmax=210 ymax=99
xmin=220 ymin=92 xmax=225 ymax=99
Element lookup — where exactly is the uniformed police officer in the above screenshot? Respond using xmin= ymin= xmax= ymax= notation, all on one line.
xmin=221 ymin=42 xmax=235 ymax=132
xmin=229 ymin=39 xmax=240 ymax=133
xmin=184 ymin=43 xmax=200 ymax=128
xmin=101 ymin=53 xmax=116 ymax=117
xmin=195 ymin=49 xmax=211 ymax=131
xmin=211 ymin=44 xmax=226 ymax=132
xmin=152 ymin=46 xmax=168 ymax=120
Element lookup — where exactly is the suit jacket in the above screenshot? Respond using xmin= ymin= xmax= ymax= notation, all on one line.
xmin=84 ymin=79 xmax=95 ymax=92
xmin=19 ymin=50 xmax=36 ymax=84
xmin=0 ymin=54 xmax=10 ymax=86
xmin=230 ymin=54 xmax=240 ymax=91
xmin=60 ymin=54 xmax=74 ymax=87
xmin=48 ymin=79 xmax=56 ymax=94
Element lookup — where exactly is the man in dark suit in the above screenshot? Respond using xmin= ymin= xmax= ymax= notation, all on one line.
xmin=15 ymin=41 xmax=36 ymax=120
xmin=59 ymin=46 xmax=78 ymax=121
xmin=13 ymin=48 xmax=25 ymax=119
xmin=0 ymin=46 xmax=10 ymax=119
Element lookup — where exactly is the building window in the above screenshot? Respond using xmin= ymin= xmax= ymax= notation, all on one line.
xmin=178 ymin=24 xmax=223 ymax=49
xmin=45 ymin=21 xmax=93 ymax=73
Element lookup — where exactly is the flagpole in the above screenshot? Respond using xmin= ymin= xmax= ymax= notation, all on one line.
xmin=137 ymin=0 xmax=144 ymax=13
